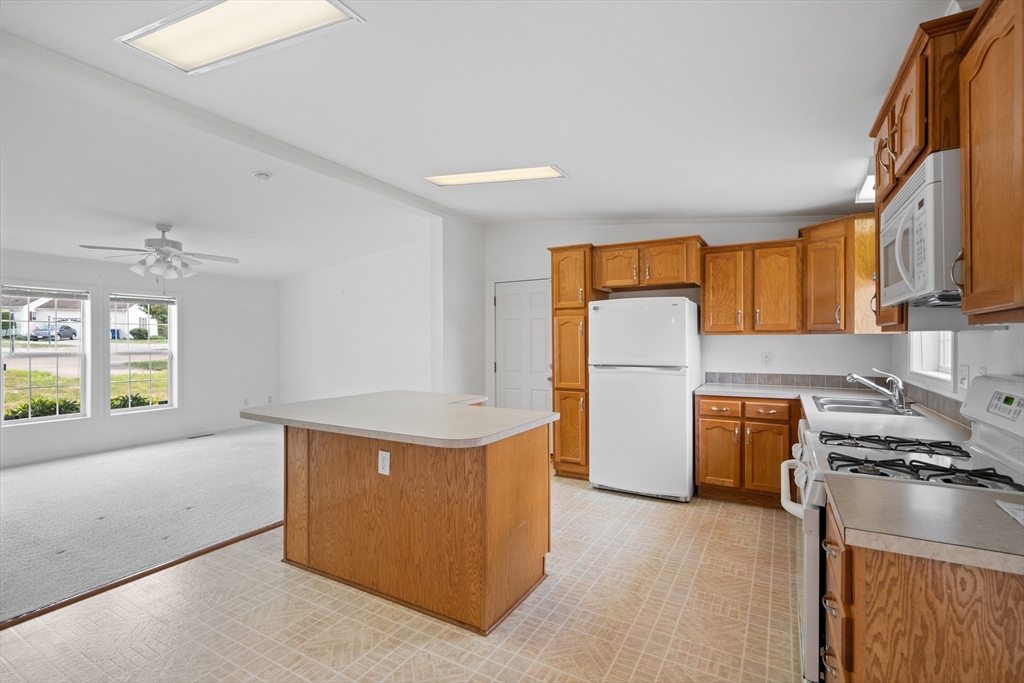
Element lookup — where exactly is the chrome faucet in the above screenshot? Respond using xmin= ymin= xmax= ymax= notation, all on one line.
xmin=846 ymin=368 xmax=913 ymax=414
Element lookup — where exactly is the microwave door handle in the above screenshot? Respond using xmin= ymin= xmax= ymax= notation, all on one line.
xmin=893 ymin=209 xmax=914 ymax=287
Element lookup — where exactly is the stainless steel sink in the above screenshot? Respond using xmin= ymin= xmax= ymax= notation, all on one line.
xmin=812 ymin=396 xmax=922 ymax=417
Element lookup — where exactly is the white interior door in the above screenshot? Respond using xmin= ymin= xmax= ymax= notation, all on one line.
xmin=495 ymin=280 xmax=551 ymax=412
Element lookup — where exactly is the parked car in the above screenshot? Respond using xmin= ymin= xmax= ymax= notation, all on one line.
xmin=29 ymin=325 xmax=77 ymax=341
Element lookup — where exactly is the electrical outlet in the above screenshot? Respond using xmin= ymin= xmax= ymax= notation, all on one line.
xmin=959 ymin=365 xmax=969 ymax=390
xmin=378 ymin=450 xmax=390 ymax=476
xmin=267 ymin=395 xmax=273 ymax=404
xmin=243 ymin=397 xmax=249 ymax=407
xmin=761 ymin=352 xmax=772 ymax=367
xmin=979 ymin=367 xmax=988 ymax=377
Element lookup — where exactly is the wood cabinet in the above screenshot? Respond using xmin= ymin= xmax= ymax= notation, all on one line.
xmin=593 ymin=236 xmax=706 ymax=291
xmin=959 ymin=0 xmax=1024 ymax=323
xmin=800 ymin=214 xmax=884 ymax=334
xmin=702 ymin=240 xmax=803 ymax=335
xmin=549 ymin=245 xmax=607 ymax=479
xmin=551 ymin=246 xmax=590 ymax=310
xmin=553 ymin=314 xmax=586 ymax=390
xmin=696 ymin=395 xmax=799 ymax=506
xmin=823 ymin=502 xmax=1024 ymax=682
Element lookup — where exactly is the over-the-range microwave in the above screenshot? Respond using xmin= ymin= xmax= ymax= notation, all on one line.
xmin=879 ymin=148 xmax=962 ymax=307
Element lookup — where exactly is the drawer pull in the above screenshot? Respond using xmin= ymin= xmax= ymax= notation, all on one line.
xmin=820 ymin=647 xmax=838 ymax=679
xmin=756 ymin=409 xmax=778 ymax=414
xmin=710 ymin=406 xmax=729 ymax=412
xmin=822 ymin=538 xmax=839 ymax=559
xmin=822 ymin=593 xmax=837 ymax=618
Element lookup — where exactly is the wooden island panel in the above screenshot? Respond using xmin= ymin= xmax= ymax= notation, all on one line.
xmin=283 ymin=425 xmax=549 ymax=634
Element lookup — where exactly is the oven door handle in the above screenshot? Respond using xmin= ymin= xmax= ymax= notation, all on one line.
xmin=781 ymin=459 xmax=804 ymax=519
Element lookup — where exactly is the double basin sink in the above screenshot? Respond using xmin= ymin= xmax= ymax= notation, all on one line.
xmin=812 ymin=396 xmax=922 ymax=417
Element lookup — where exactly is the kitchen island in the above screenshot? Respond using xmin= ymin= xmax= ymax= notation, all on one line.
xmin=240 ymin=391 xmax=559 ymax=634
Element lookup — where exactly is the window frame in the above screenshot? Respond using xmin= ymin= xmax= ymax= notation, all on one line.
xmin=1 ymin=285 xmax=90 ymax=425
xmin=908 ymin=330 xmax=957 ymax=395
xmin=108 ymin=293 xmax=179 ymax=415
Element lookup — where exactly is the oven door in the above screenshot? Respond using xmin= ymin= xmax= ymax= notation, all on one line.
xmin=880 ymin=199 xmax=918 ymax=307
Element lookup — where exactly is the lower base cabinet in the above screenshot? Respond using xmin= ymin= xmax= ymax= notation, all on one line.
xmin=696 ymin=395 xmax=799 ymax=506
xmin=823 ymin=503 xmax=1024 ymax=682
xmin=553 ymin=390 xmax=588 ymax=478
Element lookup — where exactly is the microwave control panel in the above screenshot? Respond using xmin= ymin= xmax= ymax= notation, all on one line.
xmin=988 ymin=391 xmax=1023 ymax=422
xmin=913 ymin=197 xmax=927 ymax=283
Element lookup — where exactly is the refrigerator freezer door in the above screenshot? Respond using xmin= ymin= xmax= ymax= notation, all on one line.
xmin=588 ymin=297 xmax=695 ymax=367
xmin=588 ymin=366 xmax=693 ymax=500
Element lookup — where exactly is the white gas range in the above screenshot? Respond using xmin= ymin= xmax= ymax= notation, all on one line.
xmin=782 ymin=375 xmax=1024 ymax=683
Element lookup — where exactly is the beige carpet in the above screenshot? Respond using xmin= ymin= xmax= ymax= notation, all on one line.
xmin=0 ymin=424 xmax=282 ymax=623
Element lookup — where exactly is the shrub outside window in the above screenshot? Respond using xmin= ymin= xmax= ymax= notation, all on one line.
xmin=109 ymin=293 xmax=176 ymax=412
xmin=2 ymin=285 xmax=88 ymax=422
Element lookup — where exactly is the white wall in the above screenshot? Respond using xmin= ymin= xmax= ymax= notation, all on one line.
xmin=0 ymin=250 xmax=279 ymax=467
xmin=890 ymin=324 xmax=1024 ymax=399
xmin=484 ymin=218 xmax=894 ymax=399
xmin=278 ymin=239 xmax=433 ymax=403
xmin=440 ymin=214 xmax=487 ymax=395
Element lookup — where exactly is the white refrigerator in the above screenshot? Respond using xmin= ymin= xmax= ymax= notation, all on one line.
xmin=588 ymin=297 xmax=700 ymax=501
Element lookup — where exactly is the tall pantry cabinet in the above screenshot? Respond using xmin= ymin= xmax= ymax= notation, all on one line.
xmin=549 ymin=245 xmax=604 ymax=478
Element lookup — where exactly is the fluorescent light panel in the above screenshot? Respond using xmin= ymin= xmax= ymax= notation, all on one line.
xmin=854 ymin=174 xmax=876 ymax=203
xmin=423 ymin=166 xmax=568 ymax=187
xmin=118 ymin=0 xmax=361 ymax=74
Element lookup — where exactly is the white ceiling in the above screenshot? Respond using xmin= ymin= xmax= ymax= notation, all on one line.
xmin=0 ymin=0 xmax=953 ymax=239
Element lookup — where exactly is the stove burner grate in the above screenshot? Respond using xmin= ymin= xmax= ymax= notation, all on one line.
xmin=907 ymin=461 xmax=1024 ymax=492
xmin=826 ymin=453 xmax=920 ymax=479
xmin=818 ymin=431 xmax=971 ymax=458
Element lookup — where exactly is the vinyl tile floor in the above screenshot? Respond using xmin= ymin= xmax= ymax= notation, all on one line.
xmin=0 ymin=476 xmax=803 ymax=683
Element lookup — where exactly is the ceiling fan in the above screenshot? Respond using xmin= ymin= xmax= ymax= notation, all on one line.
xmin=80 ymin=224 xmax=239 ymax=279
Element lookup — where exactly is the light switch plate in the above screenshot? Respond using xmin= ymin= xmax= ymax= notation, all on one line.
xmin=959 ymin=365 xmax=969 ymax=389
xmin=378 ymin=450 xmax=390 ymax=476
xmin=761 ymin=352 xmax=772 ymax=367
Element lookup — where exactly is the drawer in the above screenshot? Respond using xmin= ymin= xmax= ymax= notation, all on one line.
xmin=824 ymin=505 xmax=851 ymax=606
xmin=823 ymin=616 xmax=852 ymax=682
xmin=700 ymin=398 xmax=742 ymax=417
xmin=744 ymin=401 xmax=790 ymax=422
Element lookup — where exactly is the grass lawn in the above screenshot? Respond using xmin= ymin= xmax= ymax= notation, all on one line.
xmin=4 ymin=367 xmax=168 ymax=414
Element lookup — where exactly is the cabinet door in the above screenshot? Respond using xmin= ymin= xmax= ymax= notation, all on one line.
xmin=960 ymin=0 xmax=1024 ymax=316
xmin=873 ymin=117 xmax=897 ymax=202
xmin=642 ymin=243 xmax=688 ymax=286
xmin=697 ymin=418 xmax=741 ymax=488
xmin=551 ymin=248 xmax=588 ymax=310
xmin=553 ymin=391 xmax=587 ymax=468
xmin=892 ymin=54 xmax=927 ymax=177
xmin=553 ymin=314 xmax=586 ymax=390
xmin=703 ymin=250 xmax=745 ymax=333
xmin=806 ymin=235 xmax=846 ymax=332
xmin=744 ymin=421 xmax=789 ymax=493
xmin=595 ymin=247 xmax=640 ymax=288
xmin=753 ymin=245 xmax=801 ymax=333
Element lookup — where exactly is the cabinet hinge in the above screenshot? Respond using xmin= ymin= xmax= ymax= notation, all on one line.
xmin=493 ymin=296 xmax=496 ymax=306
xmin=494 ymin=362 xmax=497 ymax=372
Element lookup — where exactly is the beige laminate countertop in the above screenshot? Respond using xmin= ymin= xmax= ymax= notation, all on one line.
xmin=240 ymin=390 xmax=558 ymax=448
xmin=696 ymin=383 xmax=970 ymax=441
xmin=824 ymin=475 xmax=1024 ymax=574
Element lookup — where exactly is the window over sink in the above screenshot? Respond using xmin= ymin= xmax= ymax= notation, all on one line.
xmin=909 ymin=330 xmax=956 ymax=394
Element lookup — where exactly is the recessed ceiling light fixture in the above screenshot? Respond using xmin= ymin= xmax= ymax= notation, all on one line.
xmin=423 ymin=166 xmax=569 ymax=187
xmin=854 ymin=157 xmax=876 ymax=204
xmin=115 ymin=0 xmax=363 ymax=75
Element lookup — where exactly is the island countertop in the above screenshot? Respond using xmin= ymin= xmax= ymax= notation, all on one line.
xmin=240 ymin=390 xmax=559 ymax=448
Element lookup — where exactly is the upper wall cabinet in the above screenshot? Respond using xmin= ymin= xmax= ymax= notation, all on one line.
xmin=703 ymin=249 xmax=746 ymax=334
xmin=550 ymin=245 xmax=591 ymax=310
xmin=958 ymin=0 xmax=1024 ymax=323
xmin=752 ymin=244 xmax=802 ymax=333
xmin=593 ymin=237 xmax=706 ymax=291
xmin=800 ymin=214 xmax=883 ymax=334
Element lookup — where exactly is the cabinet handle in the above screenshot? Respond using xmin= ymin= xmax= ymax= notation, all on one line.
xmin=734 ymin=426 xmax=739 ymax=444
xmin=756 ymin=409 xmax=777 ymax=414
xmin=822 ymin=538 xmax=839 ymax=559
xmin=822 ymin=594 xmax=837 ymax=618
xmin=820 ymin=647 xmax=838 ymax=679
xmin=710 ymin=406 xmax=729 ymax=412
xmin=633 ymin=264 xmax=637 ymax=281
xmin=887 ymin=128 xmax=898 ymax=163
xmin=869 ymin=293 xmax=877 ymax=315
xmin=578 ymin=287 xmax=583 ymax=303
xmin=755 ymin=309 xmax=761 ymax=325
xmin=579 ymin=397 xmax=584 ymax=412
xmin=950 ymin=248 xmax=964 ymax=295
xmin=645 ymin=264 xmax=650 ymax=280
xmin=579 ymin=322 xmax=583 ymax=336
xmin=746 ymin=427 xmax=751 ymax=445
xmin=878 ymin=139 xmax=891 ymax=173
xmin=835 ymin=305 xmax=841 ymax=325
xmin=736 ymin=310 xmax=742 ymax=326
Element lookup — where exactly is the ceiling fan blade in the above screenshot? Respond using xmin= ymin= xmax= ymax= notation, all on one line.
xmin=80 ymin=245 xmax=150 ymax=252
xmin=183 ymin=252 xmax=239 ymax=264
xmin=104 ymin=252 xmax=151 ymax=259
xmin=179 ymin=256 xmax=204 ymax=266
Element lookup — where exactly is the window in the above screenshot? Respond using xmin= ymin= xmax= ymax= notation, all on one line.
xmin=909 ymin=330 xmax=956 ymax=392
xmin=109 ymin=294 xmax=176 ymax=412
xmin=2 ymin=285 xmax=88 ymax=422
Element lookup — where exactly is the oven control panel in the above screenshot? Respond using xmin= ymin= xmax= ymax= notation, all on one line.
xmin=987 ymin=392 xmax=1023 ymax=421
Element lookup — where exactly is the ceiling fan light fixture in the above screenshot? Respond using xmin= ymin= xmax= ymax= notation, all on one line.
xmin=422 ymin=165 xmax=569 ymax=187
xmin=180 ymin=262 xmax=197 ymax=278
xmin=116 ymin=0 xmax=363 ymax=75
xmin=129 ymin=259 xmax=149 ymax=276
xmin=149 ymin=260 xmax=168 ymax=276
